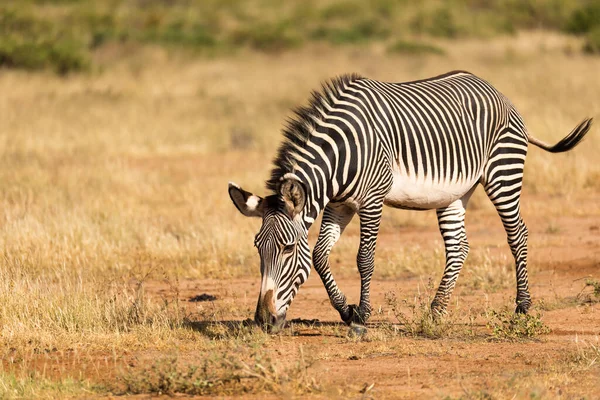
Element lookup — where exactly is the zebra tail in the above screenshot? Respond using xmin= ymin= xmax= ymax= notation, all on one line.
xmin=528 ymin=118 xmax=593 ymax=153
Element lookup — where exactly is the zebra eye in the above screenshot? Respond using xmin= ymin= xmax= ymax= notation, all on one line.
xmin=283 ymin=243 xmax=295 ymax=254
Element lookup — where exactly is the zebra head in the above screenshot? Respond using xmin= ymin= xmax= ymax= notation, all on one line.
xmin=228 ymin=177 xmax=310 ymax=332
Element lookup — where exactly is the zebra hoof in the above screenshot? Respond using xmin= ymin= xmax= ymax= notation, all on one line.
xmin=430 ymin=305 xmax=447 ymax=321
xmin=515 ymin=302 xmax=530 ymax=314
xmin=342 ymin=304 xmax=360 ymax=325
xmin=347 ymin=322 xmax=367 ymax=338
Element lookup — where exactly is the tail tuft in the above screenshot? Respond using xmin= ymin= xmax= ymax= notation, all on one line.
xmin=528 ymin=118 xmax=593 ymax=153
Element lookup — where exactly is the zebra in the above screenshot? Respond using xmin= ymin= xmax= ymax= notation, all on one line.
xmin=228 ymin=71 xmax=592 ymax=333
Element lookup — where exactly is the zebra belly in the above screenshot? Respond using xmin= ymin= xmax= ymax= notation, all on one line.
xmin=384 ymin=169 xmax=477 ymax=210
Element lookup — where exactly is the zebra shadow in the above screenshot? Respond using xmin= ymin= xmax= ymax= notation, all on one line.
xmin=183 ymin=318 xmax=349 ymax=339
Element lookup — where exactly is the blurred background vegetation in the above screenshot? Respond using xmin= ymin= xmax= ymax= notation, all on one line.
xmin=1 ymin=0 xmax=600 ymax=75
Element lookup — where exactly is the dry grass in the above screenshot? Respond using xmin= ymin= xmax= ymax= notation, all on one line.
xmin=0 ymin=31 xmax=599 ymax=397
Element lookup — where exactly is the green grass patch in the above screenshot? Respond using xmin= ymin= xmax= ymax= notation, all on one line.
xmin=0 ymin=371 xmax=97 ymax=399
xmin=311 ymin=19 xmax=390 ymax=44
xmin=565 ymin=1 xmax=600 ymax=34
xmin=1 ymin=1 xmax=599 ymax=72
xmin=387 ymin=39 xmax=445 ymax=55
xmin=232 ymin=21 xmax=302 ymax=53
xmin=0 ymin=8 xmax=89 ymax=74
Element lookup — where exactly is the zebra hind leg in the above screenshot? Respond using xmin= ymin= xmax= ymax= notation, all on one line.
xmin=483 ymin=141 xmax=531 ymax=314
xmin=489 ymin=194 xmax=531 ymax=314
xmin=431 ymin=198 xmax=470 ymax=317
xmin=312 ymin=204 xmax=356 ymax=322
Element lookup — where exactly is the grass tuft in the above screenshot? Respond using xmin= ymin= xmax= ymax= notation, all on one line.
xmin=384 ymin=280 xmax=454 ymax=339
xmin=115 ymin=348 xmax=320 ymax=396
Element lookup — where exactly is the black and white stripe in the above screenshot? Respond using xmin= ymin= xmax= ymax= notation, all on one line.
xmin=230 ymin=71 xmax=592 ymax=328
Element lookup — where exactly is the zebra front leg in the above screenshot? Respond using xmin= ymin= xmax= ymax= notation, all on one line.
xmin=344 ymin=202 xmax=384 ymax=326
xmin=431 ymin=199 xmax=470 ymax=317
xmin=312 ymin=204 xmax=356 ymax=322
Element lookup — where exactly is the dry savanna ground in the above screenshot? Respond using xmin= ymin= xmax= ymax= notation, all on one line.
xmin=1 ymin=32 xmax=600 ymax=399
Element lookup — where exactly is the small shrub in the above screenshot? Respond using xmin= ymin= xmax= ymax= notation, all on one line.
xmin=311 ymin=19 xmax=389 ymax=44
xmin=428 ymin=8 xmax=459 ymax=38
xmin=486 ymin=308 xmax=550 ymax=341
xmin=409 ymin=7 xmax=460 ymax=39
xmin=143 ymin=20 xmax=217 ymax=48
xmin=565 ymin=2 xmax=600 ymax=34
xmin=584 ymin=27 xmax=600 ymax=54
xmin=387 ymin=39 xmax=445 ymax=55
xmin=0 ymin=9 xmax=89 ymax=74
xmin=499 ymin=0 xmax=568 ymax=30
xmin=319 ymin=2 xmax=363 ymax=20
xmin=585 ymin=279 xmax=600 ymax=297
xmin=577 ymin=278 xmax=600 ymax=303
xmin=232 ymin=22 xmax=301 ymax=53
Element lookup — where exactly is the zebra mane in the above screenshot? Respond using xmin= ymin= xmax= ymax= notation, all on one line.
xmin=266 ymin=73 xmax=365 ymax=192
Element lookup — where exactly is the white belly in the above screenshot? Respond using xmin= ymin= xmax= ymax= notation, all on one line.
xmin=384 ymin=168 xmax=478 ymax=210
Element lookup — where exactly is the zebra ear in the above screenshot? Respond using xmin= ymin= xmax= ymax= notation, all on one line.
xmin=279 ymin=178 xmax=306 ymax=218
xmin=228 ymin=182 xmax=264 ymax=218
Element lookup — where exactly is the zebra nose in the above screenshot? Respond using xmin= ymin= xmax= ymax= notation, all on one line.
xmin=255 ymin=289 xmax=285 ymax=332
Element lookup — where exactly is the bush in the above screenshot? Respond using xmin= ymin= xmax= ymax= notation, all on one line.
xmin=428 ymin=8 xmax=459 ymax=38
xmin=584 ymin=27 xmax=600 ymax=53
xmin=311 ymin=18 xmax=389 ymax=44
xmin=565 ymin=1 xmax=600 ymax=34
xmin=486 ymin=308 xmax=551 ymax=341
xmin=232 ymin=21 xmax=302 ymax=53
xmin=0 ymin=37 xmax=89 ymax=75
xmin=144 ymin=20 xmax=217 ymax=48
xmin=498 ymin=0 xmax=568 ymax=30
xmin=410 ymin=7 xmax=460 ymax=39
xmin=0 ymin=8 xmax=89 ymax=74
xmin=387 ymin=39 xmax=445 ymax=55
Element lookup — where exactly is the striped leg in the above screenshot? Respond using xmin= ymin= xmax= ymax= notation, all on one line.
xmin=431 ymin=198 xmax=470 ymax=316
xmin=345 ymin=201 xmax=384 ymax=325
xmin=313 ymin=203 xmax=356 ymax=322
xmin=485 ymin=183 xmax=531 ymax=313
xmin=483 ymin=133 xmax=531 ymax=314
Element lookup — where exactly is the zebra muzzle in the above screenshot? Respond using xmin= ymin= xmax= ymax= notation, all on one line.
xmin=255 ymin=289 xmax=285 ymax=332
